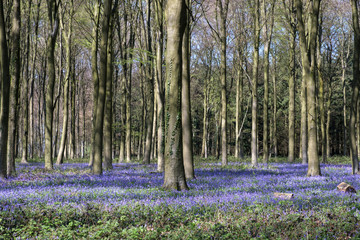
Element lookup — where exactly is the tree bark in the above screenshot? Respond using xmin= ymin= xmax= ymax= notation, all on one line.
xmin=296 ymin=0 xmax=321 ymax=176
xmin=44 ymin=0 xmax=59 ymax=170
xmin=202 ymin=51 xmax=212 ymax=159
xmin=163 ymin=0 xmax=188 ymax=191
xmin=7 ymin=0 xmax=21 ymax=176
xmin=262 ymin=0 xmax=275 ymax=164
xmin=287 ymin=2 xmax=296 ymax=163
xmin=317 ymin=14 xmax=326 ymax=163
xmin=144 ymin=0 xmax=154 ymax=165
xmin=29 ymin=0 xmax=41 ymax=160
xmin=93 ymin=0 xmax=112 ymax=175
xmin=119 ymin=75 xmax=126 ymax=162
xmin=217 ymin=0 xmax=229 ymax=166
xmin=56 ymin=1 xmax=73 ymax=165
xmin=272 ymin=51 xmax=278 ymax=157
xmin=70 ymin=60 xmax=76 ymax=159
xmin=341 ymin=30 xmax=350 ymax=156
xmin=182 ymin=0 xmax=194 ymax=179
xmin=155 ymin=0 xmax=165 ymax=171
xmin=0 ymin=0 xmax=10 ymax=179
xmin=350 ymin=0 xmax=360 ymax=174
xmin=89 ymin=0 xmax=100 ymax=167
xmin=251 ymin=0 xmax=260 ymax=167
xmin=104 ymin=18 xmax=114 ymax=170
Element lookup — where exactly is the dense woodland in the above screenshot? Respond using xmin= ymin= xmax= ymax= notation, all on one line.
xmin=0 ymin=0 xmax=359 ymax=188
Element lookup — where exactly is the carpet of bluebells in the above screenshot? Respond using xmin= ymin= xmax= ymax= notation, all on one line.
xmin=1 ymin=156 xmax=360 ymax=239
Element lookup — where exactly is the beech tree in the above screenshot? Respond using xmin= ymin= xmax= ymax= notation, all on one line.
xmin=262 ymin=0 xmax=275 ymax=164
xmin=350 ymin=0 xmax=360 ymax=174
xmin=296 ymin=0 xmax=321 ymax=176
xmin=154 ymin=0 xmax=165 ymax=171
xmin=0 ymin=0 xmax=10 ymax=179
xmin=93 ymin=0 xmax=112 ymax=175
xmin=56 ymin=0 xmax=73 ymax=165
xmin=7 ymin=0 xmax=22 ymax=176
xmin=163 ymin=0 xmax=188 ymax=190
xmin=44 ymin=0 xmax=60 ymax=170
xmin=282 ymin=0 xmax=296 ymax=163
xmin=251 ymin=0 xmax=261 ymax=167
xmin=89 ymin=0 xmax=100 ymax=167
xmin=182 ymin=0 xmax=195 ymax=179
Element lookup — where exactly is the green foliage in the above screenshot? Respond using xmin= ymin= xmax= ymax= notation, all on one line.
xmin=2 ymin=202 xmax=359 ymax=239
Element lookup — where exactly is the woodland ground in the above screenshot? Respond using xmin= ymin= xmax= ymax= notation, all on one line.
xmin=0 ymin=156 xmax=359 ymax=239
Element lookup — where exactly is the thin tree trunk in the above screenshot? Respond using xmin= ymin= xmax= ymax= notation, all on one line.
xmin=350 ymin=0 xmax=360 ymax=174
xmin=119 ymin=76 xmax=126 ymax=162
xmin=235 ymin=50 xmax=243 ymax=159
xmin=326 ymin=85 xmax=331 ymax=157
xmin=201 ymin=72 xmax=210 ymax=159
xmin=262 ymin=0 xmax=275 ymax=164
xmin=288 ymin=20 xmax=296 ymax=163
xmin=29 ymin=0 xmax=41 ymax=160
xmin=143 ymin=0 xmax=154 ymax=165
xmin=70 ymin=59 xmax=76 ymax=159
xmin=317 ymin=14 xmax=326 ymax=163
xmin=0 ymin=0 xmax=11 ymax=178
xmin=272 ymin=49 xmax=278 ymax=157
xmin=251 ymin=0 xmax=260 ymax=167
xmin=341 ymin=37 xmax=350 ymax=156
xmin=155 ymin=0 xmax=165 ymax=172
xmin=89 ymin=0 xmax=100 ymax=167
xmin=104 ymin=18 xmax=113 ymax=170
xmin=182 ymin=0 xmax=194 ymax=179
xmin=151 ymin=91 xmax=157 ymax=160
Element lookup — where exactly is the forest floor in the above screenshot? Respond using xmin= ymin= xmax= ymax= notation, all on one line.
xmin=0 ymin=156 xmax=359 ymax=239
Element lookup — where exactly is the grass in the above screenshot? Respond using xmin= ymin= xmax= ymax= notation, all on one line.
xmin=2 ymin=156 xmax=360 ymax=239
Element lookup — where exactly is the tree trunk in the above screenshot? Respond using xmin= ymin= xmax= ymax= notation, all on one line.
xmin=89 ymin=0 xmax=100 ymax=167
xmin=326 ymin=85 xmax=331 ymax=157
xmin=350 ymin=0 xmax=360 ymax=174
xmin=155 ymin=0 xmax=165 ymax=172
xmin=235 ymin=26 xmax=243 ymax=160
xmin=125 ymin=25 xmax=135 ymax=162
xmin=56 ymin=0 xmax=73 ymax=165
xmin=93 ymin=0 xmax=112 ymax=175
xmin=288 ymin=20 xmax=296 ymax=163
xmin=104 ymin=19 xmax=113 ymax=170
xmin=317 ymin=15 xmax=326 ymax=163
xmin=144 ymin=0 xmax=154 ymax=165
xmin=119 ymin=76 xmax=126 ymax=162
xmin=163 ymin=0 xmax=188 ymax=191
xmin=341 ymin=36 xmax=350 ymax=156
xmin=7 ymin=0 xmax=21 ymax=176
xmin=151 ymin=92 xmax=157 ymax=160
xmin=0 ymin=0 xmax=10 ymax=178
xmin=296 ymin=0 xmax=321 ymax=176
xmin=201 ymin=69 xmax=211 ymax=159
xmin=217 ymin=0 xmax=229 ymax=166
xmin=44 ymin=0 xmax=59 ymax=171
xmin=263 ymin=0 xmax=275 ymax=164
xmin=251 ymin=0 xmax=260 ymax=167
xmin=273 ymin=50 xmax=278 ymax=157
xmin=70 ymin=60 xmax=76 ymax=159
xmin=182 ymin=0 xmax=194 ymax=179
xmin=29 ymin=0 xmax=41 ymax=160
